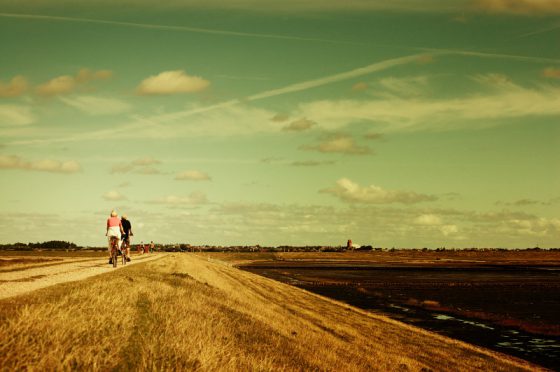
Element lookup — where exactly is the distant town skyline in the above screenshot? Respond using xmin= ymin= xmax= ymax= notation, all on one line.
xmin=0 ymin=0 xmax=559 ymax=247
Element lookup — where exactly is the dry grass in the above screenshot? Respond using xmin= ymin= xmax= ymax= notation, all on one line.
xmin=0 ymin=251 xmax=106 ymax=273
xmin=0 ymin=254 xmax=541 ymax=371
xmin=202 ymin=250 xmax=560 ymax=266
xmin=0 ymin=251 xmax=107 ymax=258
xmin=0 ymin=257 xmax=94 ymax=274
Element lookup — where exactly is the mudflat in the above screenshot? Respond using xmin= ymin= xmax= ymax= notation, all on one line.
xmin=233 ymin=250 xmax=560 ymax=370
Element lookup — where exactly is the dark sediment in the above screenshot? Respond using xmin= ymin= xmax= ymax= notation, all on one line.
xmin=241 ymin=262 xmax=560 ymax=371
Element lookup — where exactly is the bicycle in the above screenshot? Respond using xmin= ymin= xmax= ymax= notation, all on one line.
xmin=121 ymin=236 xmax=130 ymax=266
xmin=109 ymin=236 xmax=119 ymax=268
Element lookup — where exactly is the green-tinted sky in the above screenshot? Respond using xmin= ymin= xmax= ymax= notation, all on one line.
xmin=1 ymin=0 xmax=559 ymax=247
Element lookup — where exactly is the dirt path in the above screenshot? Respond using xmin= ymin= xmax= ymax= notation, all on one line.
xmin=0 ymin=254 xmax=162 ymax=300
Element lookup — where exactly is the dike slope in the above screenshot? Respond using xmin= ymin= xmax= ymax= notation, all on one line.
xmin=0 ymin=253 xmax=543 ymax=371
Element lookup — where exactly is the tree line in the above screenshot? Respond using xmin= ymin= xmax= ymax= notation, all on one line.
xmin=0 ymin=241 xmax=79 ymax=250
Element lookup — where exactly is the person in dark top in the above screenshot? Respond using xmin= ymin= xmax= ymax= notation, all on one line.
xmin=121 ymin=214 xmax=133 ymax=262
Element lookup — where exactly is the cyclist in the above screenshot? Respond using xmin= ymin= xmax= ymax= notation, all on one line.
xmin=105 ymin=210 xmax=124 ymax=265
xmin=121 ymin=214 xmax=133 ymax=262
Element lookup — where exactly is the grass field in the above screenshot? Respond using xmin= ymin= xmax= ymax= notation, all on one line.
xmin=0 ymin=253 xmax=542 ymax=371
xmin=199 ymin=249 xmax=560 ymax=266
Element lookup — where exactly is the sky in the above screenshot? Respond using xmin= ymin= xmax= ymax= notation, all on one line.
xmin=0 ymin=0 xmax=559 ymax=248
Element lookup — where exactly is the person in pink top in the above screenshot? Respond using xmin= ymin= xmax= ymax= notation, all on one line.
xmin=105 ymin=210 xmax=124 ymax=264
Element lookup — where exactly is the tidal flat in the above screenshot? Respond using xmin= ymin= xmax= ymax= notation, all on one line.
xmin=237 ymin=251 xmax=560 ymax=370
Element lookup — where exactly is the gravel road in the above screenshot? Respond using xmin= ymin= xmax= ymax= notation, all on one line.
xmin=0 ymin=254 xmax=161 ymax=300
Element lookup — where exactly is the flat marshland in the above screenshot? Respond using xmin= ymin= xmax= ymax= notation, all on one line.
xmin=231 ymin=250 xmax=560 ymax=370
xmin=0 ymin=253 xmax=542 ymax=371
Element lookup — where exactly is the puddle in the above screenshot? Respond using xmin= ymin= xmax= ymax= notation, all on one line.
xmin=389 ymin=304 xmax=410 ymax=312
xmin=434 ymin=314 xmax=454 ymax=321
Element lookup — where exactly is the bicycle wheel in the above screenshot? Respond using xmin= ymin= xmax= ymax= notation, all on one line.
xmin=112 ymin=242 xmax=118 ymax=268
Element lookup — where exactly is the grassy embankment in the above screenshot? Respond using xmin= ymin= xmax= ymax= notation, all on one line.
xmin=0 ymin=253 xmax=541 ymax=371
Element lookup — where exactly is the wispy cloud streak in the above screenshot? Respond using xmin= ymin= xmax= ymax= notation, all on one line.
xmin=247 ymin=55 xmax=426 ymax=101
xmin=157 ymin=54 xmax=428 ymax=123
xmin=8 ymin=48 xmax=560 ymax=146
xmin=0 ymin=12 xmax=361 ymax=45
xmin=519 ymin=23 xmax=560 ymax=37
xmin=418 ymin=48 xmax=560 ymax=64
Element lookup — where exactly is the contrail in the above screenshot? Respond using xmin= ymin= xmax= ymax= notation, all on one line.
xmin=8 ymin=48 xmax=559 ymax=146
xmin=454 ymin=50 xmax=560 ymax=64
xmin=151 ymin=49 xmax=559 ymax=124
xmin=417 ymin=47 xmax=560 ymax=64
xmin=154 ymin=53 xmax=429 ymax=123
xmin=247 ymin=54 xmax=428 ymax=101
xmin=0 ymin=12 xmax=363 ymax=46
xmin=8 ymin=54 xmax=426 ymax=146
xmin=519 ymin=23 xmax=560 ymax=38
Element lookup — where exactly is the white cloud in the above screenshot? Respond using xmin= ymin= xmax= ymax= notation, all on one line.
xmin=135 ymin=166 xmax=163 ymax=175
xmin=302 ymin=134 xmax=371 ymax=155
xmin=440 ymin=224 xmax=459 ymax=236
xmin=0 ymin=105 xmax=35 ymax=126
xmin=12 ymin=52 xmax=560 ymax=147
xmin=506 ymin=217 xmax=560 ymax=237
xmin=136 ymin=70 xmax=210 ymax=95
xmin=103 ymin=190 xmax=126 ymax=201
xmin=132 ymin=157 xmax=161 ymax=166
xmin=175 ymin=170 xmax=211 ymax=181
xmin=282 ymin=118 xmax=316 ymax=132
xmin=414 ymin=213 xmax=463 ymax=238
xmin=6 ymin=102 xmax=279 ymax=146
xmin=377 ymin=75 xmax=429 ymax=97
xmin=414 ymin=214 xmax=442 ymax=225
xmin=35 ymin=69 xmax=113 ymax=97
xmin=471 ymin=73 xmax=517 ymax=90
xmin=111 ymin=157 xmax=162 ymax=174
xmin=0 ymin=154 xmax=81 ymax=173
xmin=59 ymin=95 xmax=131 ymax=115
xmin=75 ymin=68 xmax=113 ymax=83
xmin=414 ymin=214 xmax=459 ymax=236
xmin=141 ymin=103 xmax=280 ymax=138
xmin=2 ymin=201 xmax=557 ymax=247
xmin=296 ymin=83 xmax=560 ymax=133
xmin=0 ymin=75 xmax=28 ymax=98
xmin=149 ymin=192 xmax=208 ymax=206
xmin=35 ymin=75 xmax=76 ymax=96
xmin=321 ymin=178 xmax=438 ymax=204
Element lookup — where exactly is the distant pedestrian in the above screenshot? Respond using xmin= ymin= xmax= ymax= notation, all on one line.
xmin=150 ymin=241 xmax=155 ymax=253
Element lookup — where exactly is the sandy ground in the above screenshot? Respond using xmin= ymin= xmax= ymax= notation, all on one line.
xmin=0 ymin=254 xmax=161 ymax=300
